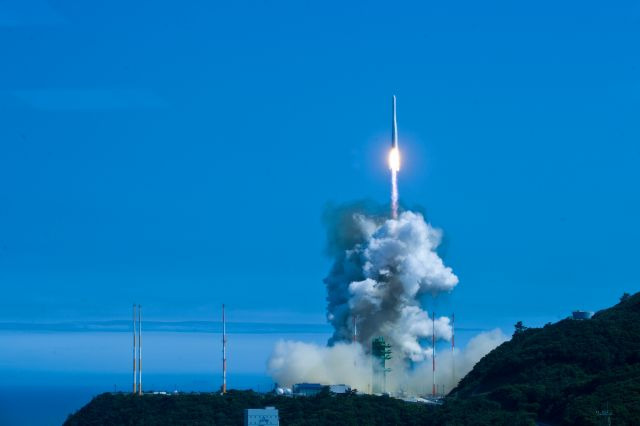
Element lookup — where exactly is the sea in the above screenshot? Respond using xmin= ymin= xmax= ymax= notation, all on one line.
xmin=0 ymin=373 xmax=273 ymax=426
xmin=0 ymin=327 xmax=328 ymax=426
xmin=0 ymin=322 xmax=490 ymax=425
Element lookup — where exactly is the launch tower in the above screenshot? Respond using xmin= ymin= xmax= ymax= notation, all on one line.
xmin=371 ymin=337 xmax=392 ymax=394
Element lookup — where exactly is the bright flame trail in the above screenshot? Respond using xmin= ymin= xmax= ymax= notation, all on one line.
xmin=390 ymin=168 xmax=399 ymax=219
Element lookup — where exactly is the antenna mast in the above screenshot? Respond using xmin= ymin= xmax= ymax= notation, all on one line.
xmin=432 ymin=312 xmax=436 ymax=397
xmin=138 ymin=304 xmax=142 ymax=395
xmin=451 ymin=313 xmax=456 ymax=390
xmin=132 ymin=304 xmax=137 ymax=394
xmin=222 ymin=304 xmax=227 ymax=394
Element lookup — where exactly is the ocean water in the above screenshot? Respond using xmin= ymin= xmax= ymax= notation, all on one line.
xmin=0 ymin=373 xmax=274 ymax=426
xmin=0 ymin=326 xmax=492 ymax=425
xmin=0 ymin=385 xmax=111 ymax=426
xmin=0 ymin=330 xmax=328 ymax=426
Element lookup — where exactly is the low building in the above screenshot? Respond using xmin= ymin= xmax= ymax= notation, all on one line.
xmin=292 ymin=383 xmax=324 ymax=396
xmin=244 ymin=407 xmax=279 ymax=426
xmin=329 ymin=384 xmax=351 ymax=394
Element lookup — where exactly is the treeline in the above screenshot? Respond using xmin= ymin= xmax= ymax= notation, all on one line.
xmin=451 ymin=292 xmax=640 ymax=425
xmin=64 ymin=389 xmax=532 ymax=426
xmin=65 ymin=292 xmax=640 ymax=425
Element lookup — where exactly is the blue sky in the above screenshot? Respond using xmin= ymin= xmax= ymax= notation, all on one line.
xmin=0 ymin=0 xmax=639 ymax=333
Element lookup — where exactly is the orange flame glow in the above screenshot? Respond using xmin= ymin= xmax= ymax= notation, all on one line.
xmin=388 ymin=147 xmax=400 ymax=172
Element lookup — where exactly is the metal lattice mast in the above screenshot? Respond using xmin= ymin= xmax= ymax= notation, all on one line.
xmin=222 ymin=304 xmax=227 ymax=394
xmin=138 ymin=304 xmax=142 ymax=395
xmin=432 ymin=312 xmax=436 ymax=397
xmin=451 ymin=313 xmax=455 ymax=389
xmin=132 ymin=304 xmax=137 ymax=394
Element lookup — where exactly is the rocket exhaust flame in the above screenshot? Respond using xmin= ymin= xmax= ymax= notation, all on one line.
xmin=391 ymin=169 xmax=399 ymax=220
xmin=389 ymin=148 xmax=400 ymax=172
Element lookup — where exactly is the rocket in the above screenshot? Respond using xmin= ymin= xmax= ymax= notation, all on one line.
xmin=392 ymin=95 xmax=398 ymax=150
xmin=389 ymin=95 xmax=400 ymax=172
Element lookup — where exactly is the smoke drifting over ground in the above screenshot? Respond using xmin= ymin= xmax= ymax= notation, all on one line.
xmin=269 ymin=341 xmax=372 ymax=391
xmin=269 ymin=328 xmax=507 ymax=393
xmin=268 ymin=203 xmax=507 ymax=394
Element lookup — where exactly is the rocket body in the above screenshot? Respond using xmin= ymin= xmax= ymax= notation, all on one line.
xmin=392 ymin=95 xmax=398 ymax=150
xmin=389 ymin=96 xmax=400 ymax=173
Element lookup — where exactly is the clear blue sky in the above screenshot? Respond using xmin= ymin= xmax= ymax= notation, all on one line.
xmin=0 ymin=0 xmax=638 ymax=330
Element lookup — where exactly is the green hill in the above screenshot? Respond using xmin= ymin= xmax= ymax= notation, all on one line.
xmin=64 ymin=293 xmax=640 ymax=425
xmin=451 ymin=292 xmax=640 ymax=425
xmin=63 ymin=389 xmax=531 ymax=426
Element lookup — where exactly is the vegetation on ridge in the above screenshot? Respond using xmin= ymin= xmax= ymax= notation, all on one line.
xmin=451 ymin=291 xmax=640 ymax=425
xmin=63 ymin=389 xmax=532 ymax=426
xmin=65 ymin=292 xmax=640 ymax=425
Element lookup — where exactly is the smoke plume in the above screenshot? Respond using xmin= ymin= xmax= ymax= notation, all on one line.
xmin=324 ymin=207 xmax=458 ymax=361
xmin=268 ymin=203 xmax=507 ymax=394
xmin=269 ymin=328 xmax=507 ymax=393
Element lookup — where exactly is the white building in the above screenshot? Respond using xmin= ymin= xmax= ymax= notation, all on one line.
xmin=244 ymin=407 xmax=279 ymax=426
xmin=329 ymin=384 xmax=351 ymax=394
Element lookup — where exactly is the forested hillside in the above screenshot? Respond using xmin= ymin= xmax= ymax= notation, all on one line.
xmin=451 ymin=292 xmax=640 ymax=425
xmin=65 ymin=293 xmax=640 ymax=426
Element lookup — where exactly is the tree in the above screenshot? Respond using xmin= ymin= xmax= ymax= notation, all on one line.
xmin=514 ymin=321 xmax=528 ymax=335
xmin=620 ymin=292 xmax=631 ymax=302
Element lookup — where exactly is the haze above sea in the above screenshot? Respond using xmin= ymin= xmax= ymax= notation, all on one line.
xmin=0 ymin=325 xmax=327 ymax=426
xmin=0 ymin=322 xmax=499 ymax=425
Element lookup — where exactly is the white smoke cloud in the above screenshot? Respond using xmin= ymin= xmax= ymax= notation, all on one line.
xmin=268 ymin=341 xmax=372 ymax=391
xmin=267 ymin=205 xmax=505 ymax=395
xmin=325 ymin=210 xmax=458 ymax=360
xmin=269 ymin=329 xmax=508 ymax=394
xmin=401 ymin=328 xmax=509 ymax=394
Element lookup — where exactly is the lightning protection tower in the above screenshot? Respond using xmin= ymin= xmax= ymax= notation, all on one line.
xmin=371 ymin=337 xmax=392 ymax=394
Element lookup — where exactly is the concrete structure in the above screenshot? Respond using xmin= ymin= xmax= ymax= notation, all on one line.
xmin=292 ymin=383 xmax=323 ymax=396
xmin=572 ymin=310 xmax=593 ymax=320
xmin=244 ymin=407 xmax=279 ymax=426
xmin=329 ymin=384 xmax=351 ymax=394
xmin=290 ymin=383 xmax=351 ymax=396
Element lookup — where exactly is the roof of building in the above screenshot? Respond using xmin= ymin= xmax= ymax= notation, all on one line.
xmin=293 ymin=383 xmax=323 ymax=389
